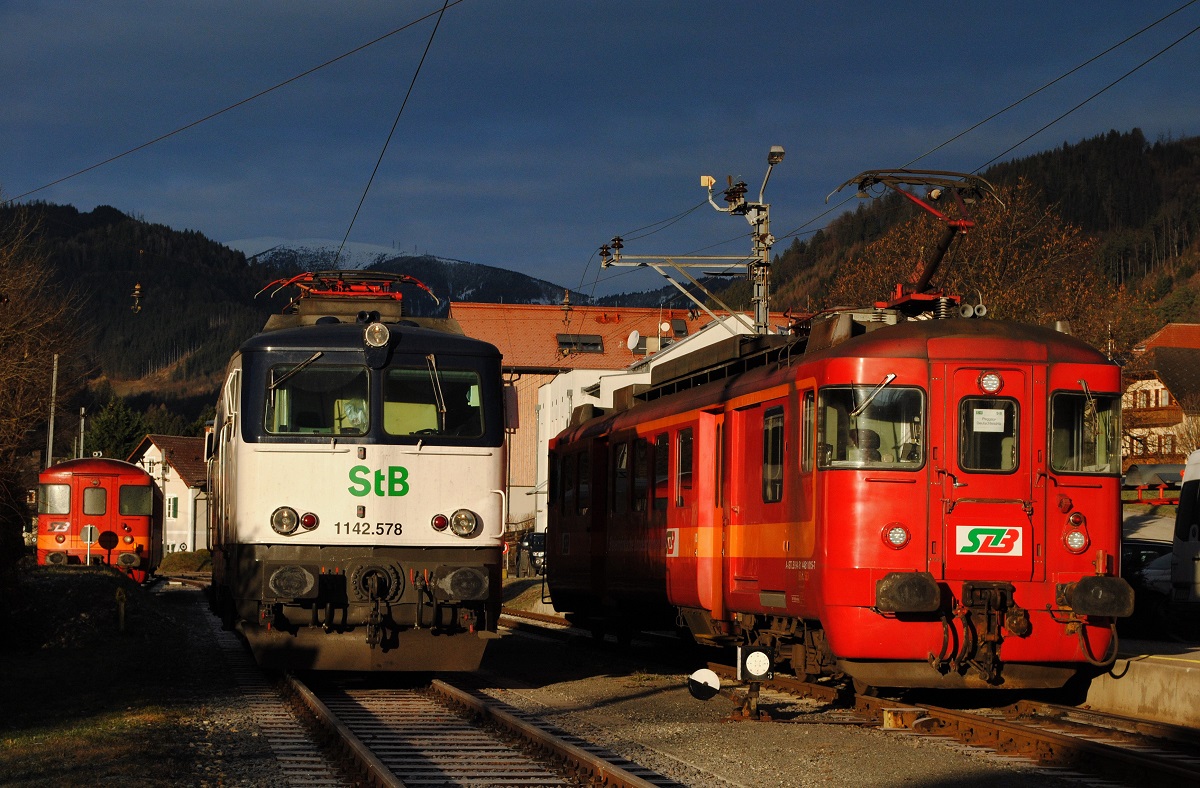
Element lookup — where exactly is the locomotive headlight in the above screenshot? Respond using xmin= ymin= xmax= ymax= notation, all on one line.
xmin=449 ymin=508 xmax=479 ymax=537
xmin=431 ymin=513 xmax=450 ymax=532
xmin=270 ymin=506 xmax=300 ymax=535
xmin=363 ymin=321 xmax=390 ymax=348
xmin=1064 ymin=529 xmax=1089 ymax=553
xmin=881 ymin=522 xmax=911 ymax=549
xmin=300 ymin=512 xmax=319 ymax=531
xmin=978 ymin=371 xmax=1004 ymax=394
xmin=55 ymin=534 xmax=66 ymax=544
xmin=122 ymin=535 xmax=134 ymax=544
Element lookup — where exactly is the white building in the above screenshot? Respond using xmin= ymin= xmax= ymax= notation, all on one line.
xmin=128 ymin=434 xmax=209 ymax=554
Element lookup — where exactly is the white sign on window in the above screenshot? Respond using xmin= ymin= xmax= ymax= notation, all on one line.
xmin=973 ymin=408 xmax=1006 ymax=433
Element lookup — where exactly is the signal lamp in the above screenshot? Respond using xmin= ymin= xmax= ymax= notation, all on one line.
xmin=270 ymin=506 xmax=299 ymax=536
xmin=449 ymin=508 xmax=479 ymax=537
xmin=882 ymin=522 xmax=911 ymax=549
xmin=978 ymin=371 xmax=1004 ymax=394
xmin=1068 ymin=512 xmax=1086 ymax=527
xmin=300 ymin=512 xmax=319 ymax=530
xmin=431 ymin=514 xmax=449 ymax=531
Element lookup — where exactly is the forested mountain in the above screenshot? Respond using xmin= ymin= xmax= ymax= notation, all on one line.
xmin=8 ymin=128 xmax=1200 ymax=429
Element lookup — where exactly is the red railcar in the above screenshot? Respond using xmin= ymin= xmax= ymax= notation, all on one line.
xmin=37 ymin=458 xmax=163 ymax=583
xmin=547 ymin=312 xmax=1133 ymax=691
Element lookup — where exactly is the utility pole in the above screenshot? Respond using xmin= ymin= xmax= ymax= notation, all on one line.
xmin=45 ymin=354 xmax=58 ymax=468
xmin=600 ymin=146 xmax=786 ymax=337
xmin=703 ymin=146 xmax=785 ymax=334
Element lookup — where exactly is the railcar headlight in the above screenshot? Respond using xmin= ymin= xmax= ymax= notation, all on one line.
xmin=978 ymin=371 xmax=1004 ymax=394
xmin=449 ymin=509 xmax=479 ymax=538
xmin=122 ymin=535 xmax=134 ymax=544
xmin=270 ymin=506 xmax=300 ymax=535
xmin=1064 ymin=529 xmax=1089 ymax=553
xmin=300 ymin=512 xmax=319 ymax=531
xmin=55 ymin=534 xmax=66 ymax=544
xmin=431 ymin=513 xmax=449 ymax=531
xmin=364 ymin=321 xmax=390 ymax=348
xmin=881 ymin=522 xmax=911 ymax=549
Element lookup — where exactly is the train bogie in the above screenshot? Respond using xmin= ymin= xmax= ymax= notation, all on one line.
xmin=548 ymin=316 xmax=1133 ymax=691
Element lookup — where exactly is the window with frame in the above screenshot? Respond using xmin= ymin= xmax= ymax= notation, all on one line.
xmin=611 ymin=442 xmax=629 ymax=515
xmin=38 ymin=484 xmax=70 ymax=514
xmin=676 ymin=428 xmax=693 ymax=507
xmin=1050 ymin=391 xmax=1120 ymax=474
xmin=83 ymin=486 xmax=107 ymax=515
xmin=633 ymin=439 xmax=649 ymax=512
xmin=762 ymin=406 xmax=784 ymax=503
xmin=165 ymin=495 xmax=179 ymax=520
xmin=265 ymin=363 xmax=369 ymax=436
xmin=960 ymin=397 xmax=1018 ymax=472
xmin=653 ymin=433 xmax=669 ymax=512
xmin=120 ymin=485 xmax=153 ymax=516
xmin=577 ymin=451 xmax=590 ymax=514
xmin=801 ymin=390 xmax=814 ymax=473
xmin=818 ymin=385 xmax=925 ymax=469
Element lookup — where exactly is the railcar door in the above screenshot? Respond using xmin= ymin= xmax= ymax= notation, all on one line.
xmin=75 ymin=472 xmax=119 ymax=562
xmin=933 ymin=365 xmax=1042 ymax=582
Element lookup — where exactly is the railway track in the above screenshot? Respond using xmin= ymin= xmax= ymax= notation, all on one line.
xmin=286 ymin=675 xmax=679 ymax=787
xmin=705 ymin=662 xmax=1200 ymax=786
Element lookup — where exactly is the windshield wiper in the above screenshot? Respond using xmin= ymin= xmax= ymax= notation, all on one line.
xmin=268 ymin=351 xmax=323 ymax=408
xmin=851 ymin=373 xmax=897 ymax=418
xmin=426 ymin=353 xmax=447 ymax=431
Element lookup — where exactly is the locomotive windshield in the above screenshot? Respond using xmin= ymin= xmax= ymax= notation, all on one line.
xmin=959 ymin=397 xmax=1019 ymax=472
xmin=1050 ymin=391 xmax=1120 ymax=474
xmin=818 ymin=385 xmax=925 ymax=469
xmin=119 ymin=485 xmax=154 ymax=516
xmin=384 ymin=367 xmax=484 ymax=437
xmin=264 ymin=363 xmax=369 ymax=436
xmin=38 ymin=484 xmax=70 ymax=514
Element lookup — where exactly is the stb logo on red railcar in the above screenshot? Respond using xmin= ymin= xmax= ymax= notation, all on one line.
xmin=955 ymin=525 xmax=1023 ymax=556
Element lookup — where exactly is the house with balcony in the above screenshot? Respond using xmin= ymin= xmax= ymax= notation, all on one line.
xmin=1123 ymin=324 xmax=1200 ymax=470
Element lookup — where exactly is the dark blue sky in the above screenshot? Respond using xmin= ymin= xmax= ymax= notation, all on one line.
xmin=3 ymin=1 xmax=1199 ymax=295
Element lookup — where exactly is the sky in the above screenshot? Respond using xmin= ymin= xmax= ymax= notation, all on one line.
xmin=3 ymin=1 xmax=1200 ymax=298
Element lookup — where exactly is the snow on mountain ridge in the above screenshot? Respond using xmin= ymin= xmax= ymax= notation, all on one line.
xmin=227 ymin=237 xmax=464 ymax=270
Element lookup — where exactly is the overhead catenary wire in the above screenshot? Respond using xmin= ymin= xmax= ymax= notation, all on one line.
xmin=333 ymin=1 xmax=451 ymax=267
xmin=3 ymin=0 xmax=468 ymax=206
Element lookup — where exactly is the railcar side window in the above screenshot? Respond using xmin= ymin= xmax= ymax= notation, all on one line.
xmin=83 ymin=487 xmax=107 ymax=515
xmin=265 ymin=364 xmax=368 ymax=436
xmin=577 ymin=451 xmax=590 ymax=514
xmin=120 ymin=485 xmax=154 ymax=516
xmin=38 ymin=484 xmax=70 ymax=514
xmin=1051 ymin=392 xmax=1120 ymax=474
xmin=763 ymin=406 xmax=784 ymax=502
xmin=959 ymin=397 xmax=1018 ymax=472
xmin=384 ymin=368 xmax=484 ymax=437
xmin=563 ymin=452 xmax=577 ymax=513
xmin=817 ymin=386 xmax=925 ymax=469
xmin=676 ymin=428 xmax=693 ymax=507
xmin=633 ymin=439 xmax=649 ymax=512
xmin=801 ymin=390 xmax=815 ymax=473
xmin=611 ymin=442 xmax=629 ymax=515
xmin=653 ymin=433 xmax=669 ymax=512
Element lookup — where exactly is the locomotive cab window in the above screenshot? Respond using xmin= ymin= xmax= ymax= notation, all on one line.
xmin=38 ymin=484 xmax=70 ymax=514
xmin=265 ymin=363 xmax=368 ymax=436
xmin=818 ymin=385 xmax=924 ymax=469
xmin=959 ymin=397 xmax=1018 ymax=472
xmin=763 ymin=406 xmax=784 ymax=502
xmin=1051 ymin=391 xmax=1120 ymax=474
xmin=120 ymin=485 xmax=154 ymax=516
xmin=384 ymin=367 xmax=484 ymax=437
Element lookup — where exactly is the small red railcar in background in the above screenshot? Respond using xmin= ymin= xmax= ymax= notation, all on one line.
xmin=37 ymin=457 xmax=163 ymax=583
xmin=547 ymin=311 xmax=1133 ymax=692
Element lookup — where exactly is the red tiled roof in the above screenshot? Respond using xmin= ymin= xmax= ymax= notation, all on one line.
xmin=450 ymin=302 xmax=727 ymax=370
xmin=127 ymin=434 xmax=207 ymax=488
xmin=1136 ymin=323 xmax=1200 ymax=352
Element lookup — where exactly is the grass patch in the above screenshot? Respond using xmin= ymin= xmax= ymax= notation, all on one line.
xmin=158 ymin=549 xmax=212 ymax=574
xmin=0 ymin=566 xmax=223 ymax=786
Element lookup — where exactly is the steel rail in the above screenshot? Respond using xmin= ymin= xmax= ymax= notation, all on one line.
xmin=431 ymin=679 xmax=660 ymax=788
xmin=284 ymin=674 xmax=405 ymax=788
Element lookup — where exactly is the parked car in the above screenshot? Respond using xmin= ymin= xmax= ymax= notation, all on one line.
xmin=1119 ymin=539 xmax=1173 ymax=638
xmin=515 ymin=532 xmax=546 ymax=577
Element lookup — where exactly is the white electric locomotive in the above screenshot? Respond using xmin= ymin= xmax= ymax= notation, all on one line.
xmin=207 ymin=272 xmax=508 ymax=671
